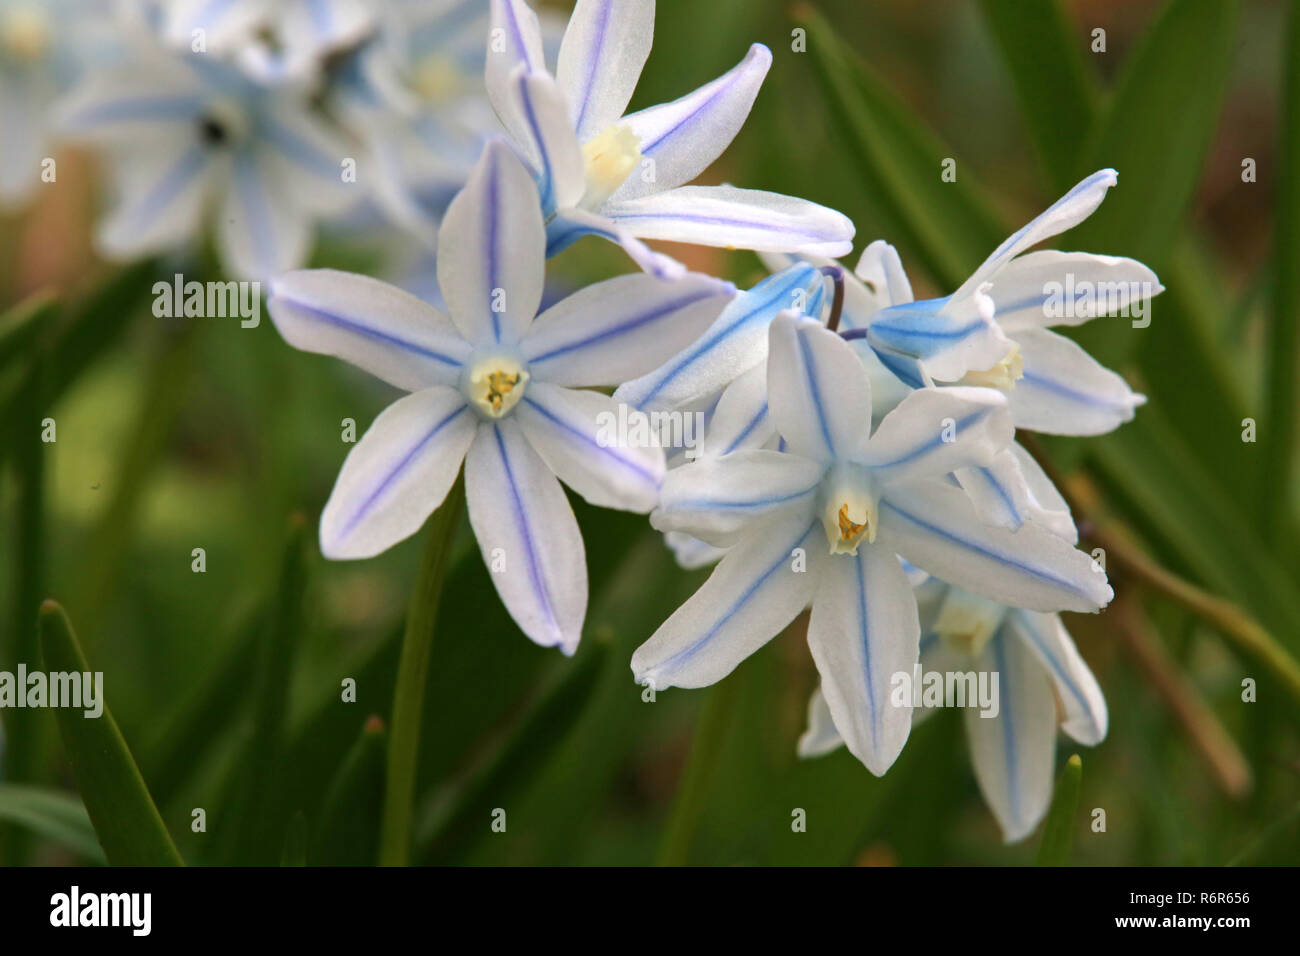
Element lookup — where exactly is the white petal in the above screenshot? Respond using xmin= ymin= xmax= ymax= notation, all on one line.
xmin=604 ymin=184 xmax=855 ymax=257
xmin=808 ymin=545 xmax=920 ymax=775
xmin=521 ymin=272 xmax=734 ymax=386
xmin=55 ymin=67 xmax=206 ymax=145
xmin=664 ymin=531 xmax=728 ymax=570
xmin=465 ymin=418 xmax=588 ymax=653
xmin=1008 ymin=441 xmax=1077 ymax=538
xmin=320 ymin=387 xmax=476 ymax=559
xmin=850 ymin=239 xmax=913 ymax=320
xmin=877 ymin=479 xmax=1112 ymax=613
xmin=954 ymin=446 xmax=1078 ymax=541
xmin=797 ymin=687 xmax=844 ymax=758
xmin=951 ymin=168 xmax=1118 ymax=302
xmin=486 ymin=0 xmax=548 ymax=150
xmin=509 ymin=67 xmax=586 ymax=214
xmin=613 ymin=262 xmax=821 ymax=411
xmin=514 ymin=382 xmax=664 ymax=512
xmin=1010 ymin=327 xmax=1146 ymax=436
xmin=965 ymin=628 xmax=1058 ymax=843
xmin=861 ymin=386 xmax=1012 ymax=486
xmin=217 ymin=148 xmax=313 ymax=281
xmin=436 ymin=140 xmax=546 ymax=346
xmin=557 ymin=0 xmax=655 ymax=142
xmin=611 ymin=43 xmax=771 ymax=202
xmin=651 ymin=448 xmax=823 ymax=546
xmin=767 ymin=312 xmax=872 ymax=462
xmin=97 ymin=143 xmax=214 ymax=260
xmin=1005 ymin=609 xmax=1107 ymax=746
xmin=268 ymin=269 xmax=470 ymax=390
xmin=700 ymin=363 xmax=775 ymax=458
xmin=258 ymin=99 xmax=355 ymax=216
xmin=631 ymin=516 xmax=822 ymax=689
xmin=987 ymin=250 xmax=1164 ymax=333
xmin=869 ymin=287 xmax=1010 ymax=385
xmin=545 ymin=206 xmax=688 ymax=278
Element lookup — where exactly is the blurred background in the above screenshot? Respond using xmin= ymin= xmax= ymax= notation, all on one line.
xmin=1 ymin=0 xmax=1297 ymax=865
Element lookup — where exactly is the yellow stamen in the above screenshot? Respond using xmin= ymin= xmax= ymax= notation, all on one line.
xmin=466 ymin=356 xmax=529 ymax=419
xmin=959 ymin=343 xmax=1024 ymax=391
xmin=580 ymin=124 xmax=642 ymax=209
xmin=837 ymin=504 xmax=868 ymax=544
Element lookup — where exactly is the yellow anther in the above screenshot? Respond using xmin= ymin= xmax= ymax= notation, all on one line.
xmin=467 ymin=356 xmax=529 ymax=419
xmin=959 ymin=343 xmax=1024 ymax=391
xmin=580 ymin=124 xmax=642 ymax=209
xmin=837 ymin=504 xmax=868 ymax=544
xmin=412 ymin=55 xmax=462 ymax=104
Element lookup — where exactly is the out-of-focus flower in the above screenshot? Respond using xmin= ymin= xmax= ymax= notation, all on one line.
xmin=486 ymin=0 xmax=854 ymax=276
xmin=860 ymin=169 xmax=1160 ymax=435
xmin=633 ymin=313 xmax=1110 ymax=773
xmin=55 ymin=31 xmax=356 ymax=280
xmin=800 ymin=576 xmax=1107 ymax=842
xmin=268 ymin=142 xmax=735 ymax=654
xmin=0 ymin=0 xmax=116 ymax=207
xmin=161 ymin=0 xmax=374 ymax=85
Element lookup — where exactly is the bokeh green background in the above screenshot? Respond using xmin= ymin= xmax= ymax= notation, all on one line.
xmin=1 ymin=0 xmax=1297 ymax=865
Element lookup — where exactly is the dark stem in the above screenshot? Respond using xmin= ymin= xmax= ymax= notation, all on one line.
xmin=820 ymin=265 xmax=846 ymax=332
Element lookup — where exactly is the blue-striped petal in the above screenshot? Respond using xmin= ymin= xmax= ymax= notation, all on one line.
xmin=1005 ymin=609 xmax=1107 ymax=746
xmin=556 ymin=0 xmax=654 ymax=142
xmin=1008 ymin=328 xmax=1146 ymax=436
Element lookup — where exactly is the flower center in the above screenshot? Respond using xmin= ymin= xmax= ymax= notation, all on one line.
xmin=820 ymin=464 xmax=878 ymax=555
xmin=465 ymin=355 xmax=529 ymax=418
xmin=411 ymin=54 xmax=461 ymax=104
xmin=580 ymin=124 xmax=642 ymax=210
xmin=195 ymin=98 xmax=250 ymax=148
xmin=1 ymin=5 xmax=50 ymax=62
xmin=932 ymin=587 xmax=1007 ymax=656
xmin=959 ymin=343 xmax=1023 ymax=390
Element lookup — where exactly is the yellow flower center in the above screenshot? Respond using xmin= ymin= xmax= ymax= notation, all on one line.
xmin=933 ymin=587 xmax=1007 ymax=656
xmin=820 ymin=465 xmax=879 ymax=555
xmin=580 ymin=124 xmax=643 ymax=210
xmin=1 ymin=6 xmax=50 ymax=62
xmin=467 ymin=356 xmax=529 ymax=418
xmin=412 ymin=54 xmax=462 ymax=104
xmin=959 ymin=343 xmax=1024 ymax=390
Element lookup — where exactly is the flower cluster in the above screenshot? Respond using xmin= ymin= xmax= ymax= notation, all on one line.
xmin=23 ymin=0 xmax=1161 ymax=844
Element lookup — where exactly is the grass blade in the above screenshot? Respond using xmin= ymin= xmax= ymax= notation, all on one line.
xmin=1036 ymin=754 xmax=1083 ymax=865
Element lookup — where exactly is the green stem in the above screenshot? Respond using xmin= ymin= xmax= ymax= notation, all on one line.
xmin=378 ymin=477 xmax=465 ymax=866
xmin=656 ymin=675 xmax=739 ymax=866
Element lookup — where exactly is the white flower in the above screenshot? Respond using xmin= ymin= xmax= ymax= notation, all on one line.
xmin=800 ymin=575 xmax=1107 ymax=842
xmin=268 ymin=142 xmax=735 ymax=654
xmin=485 ymin=0 xmax=854 ymax=276
xmin=632 ymin=312 xmax=1111 ymax=773
xmin=858 ymin=169 xmax=1161 ymax=436
xmin=162 ymin=0 xmax=374 ymax=85
xmin=55 ymin=32 xmax=356 ymax=280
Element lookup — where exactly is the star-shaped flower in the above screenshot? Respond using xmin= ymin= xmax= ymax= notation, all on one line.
xmin=633 ymin=312 xmax=1110 ymax=773
xmin=800 ymin=576 xmax=1107 ymax=842
xmin=268 ymin=141 xmax=735 ymax=654
xmin=485 ymin=0 xmax=855 ymax=276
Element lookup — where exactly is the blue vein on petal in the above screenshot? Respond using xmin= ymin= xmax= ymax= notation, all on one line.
xmin=880 ymin=499 xmax=1094 ymax=603
xmin=125 ymin=145 xmax=208 ymax=233
xmin=975 ymin=464 xmax=1022 ymax=526
xmin=527 ymin=287 xmax=719 ymax=367
xmin=671 ymin=483 xmax=815 ymax=513
xmin=992 ymin=631 xmax=1021 ymax=823
xmin=871 ymin=410 xmax=990 ymax=471
xmin=493 ymin=424 xmax=561 ymax=638
xmin=1010 ymin=611 xmax=1091 ymax=722
xmin=796 ymin=329 xmax=836 ymax=457
xmin=653 ymin=521 xmax=815 ymax=676
xmin=485 ymin=152 xmax=503 ymax=342
xmin=65 ymin=95 xmax=205 ymax=126
xmin=855 ymin=549 xmax=878 ymax=749
xmin=631 ymin=265 xmax=815 ymax=407
xmin=572 ymin=0 xmax=613 ymax=137
xmin=637 ymin=54 xmax=751 ymax=157
xmin=1019 ymin=370 xmax=1129 ymax=410
xmin=521 ymin=394 xmax=658 ymax=487
xmin=610 ymin=209 xmax=838 ymax=243
xmin=517 ymin=72 xmax=556 ymax=216
xmin=721 ymin=402 xmax=768 ymax=456
xmin=338 ymin=402 xmax=469 ymax=539
xmin=275 ymin=301 xmax=464 ymax=368
xmin=233 ymin=150 xmax=278 ymax=276
xmin=263 ymin=119 xmax=340 ymax=180
xmin=500 ymin=0 xmax=539 ymax=71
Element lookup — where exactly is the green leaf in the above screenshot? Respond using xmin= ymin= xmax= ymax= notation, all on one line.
xmin=1260 ymin=1 xmax=1300 ymax=539
xmin=798 ymin=6 xmax=1005 ymax=289
xmin=422 ymin=640 xmax=609 ymax=864
xmin=280 ymin=812 xmax=308 ymax=867
xmin=38 ymin=601 xmax=184 ymax=866
xmin=979 ymin=0 xmax=1097 ymax=191
xmin=312 ymin=716 xmax=387 ymax=866
xmin=1036 ymin=754 xmax=1083 ymax=865
xmin=0 ymin=291 xmax=58 ymax=372
xmin=0 ymin=784 xmax=106 ymax=864
xmin=1069 ymin=0 xmax=1238 ymax=365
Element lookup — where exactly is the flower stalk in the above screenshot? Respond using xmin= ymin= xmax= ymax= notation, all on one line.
xmin=378 ymin=476 xmax=465 ymax=867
